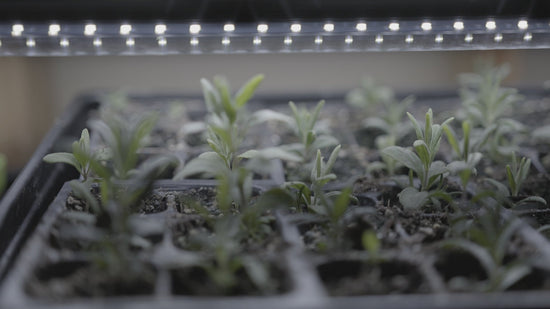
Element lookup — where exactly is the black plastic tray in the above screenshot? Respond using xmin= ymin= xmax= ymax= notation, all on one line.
xmin=2 ymin=91 xmax=550 ymax=308
xmin=0 ymin=95 xmax=99 ymax=281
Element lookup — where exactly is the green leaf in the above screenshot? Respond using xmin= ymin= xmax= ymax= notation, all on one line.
xmin=324 ymin=145 xmax=341 ymax=175
xmin=311 ymin=134 xmax=339 ymax=151
xmin=498 ymin=263 xmax=531 ymax=291
xmin=443 ymin=125 xmax=461 ymax=158
xmin=398 ymin=187 xmax=429 ymax=210
xmin=238 ymin=147 xmax=302 ymax=162
xmin=174 ymin=152 xmax=228 ymax=179
xmin=441 ymin=238 xmax=496 ymax=278
xmin=407 ymin=112 xmax=423 ymax=140
xmin=69 ymin=180 xmax=100 ymax=214
xmin=235 ymin=74 xmax=264 ymax=108
xmin=250 ymin=109 xmax=293 ymax=126
xmin=43 ymin=152 xmax=80 ymax=172
xmin=413 ymin=140 xmax=430 ymax=167
xmin=255 ymin=188 xmax=296 ymax=211
xmin=362 ymin=230 xmax=380 ymax=255
xmin=331 ymin=187 xmax=351 ymax=221
xmin=382 ymin=146 xmax=423 ymax=176
xmin=201 ymin=78 xmax=221 ymax=113
xmin=506 ymin=164 xmax=517 ymax=196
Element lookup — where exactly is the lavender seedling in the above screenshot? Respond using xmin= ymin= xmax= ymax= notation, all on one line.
xmin=382 ymin=109 xmax=454 ymax=209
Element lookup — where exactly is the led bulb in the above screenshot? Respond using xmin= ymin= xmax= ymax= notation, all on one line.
xmin=190 ymin=37 xmax=199 ymax=46
xmin=421 ymin=22 xmax=432 ymax=31
xmin=453 ymin=21 xmax=464 ymax=31
xmin=314 ymin=36 xmax=323 ymax=45
xmin=465 ymin=33 xmax=473 ymax=42
xmin=253 ymin=36 xmax=261 ymax=45
xmin=126 ymin=38 xmax=135 ymax=46
xmin=494 ymin=33 xmax=503 ymax=42
xmin=84 ymin=24 xmax=96 ymax=36
xmin=48 ymin=24 xmax=60 ymax=36
xmin=120 ymin=24 xmax=132 ymax=35
xmin=257 ymin=24 xmax=268 ymax=33
xmin=12 ymin=24 xmax=24 ymax=36
xmin=375 ymin=34 xmax=383 ymax=44
xmin=323 ymin=23 xmax=334 ymax=32
xmin=435 ymin=34 xmax=443 ymax=43
xmin=222 ymin=37 xmax=230 ymax=45
xmin=356 ymin=22 xmax=367 ymax=32
xmin=485 ymin=20 xmax=496 ymax=30
xmin=26 ymin=38 xmax=35 ymax=47
xmin=389 ymin=22 xmax=399 ymax=31
xmin=93 ymin=38 xmax=102 ymax=47
xmin=518 ymin=19 xmax=528 ymax=30
xmin=290 ymin=23 xmax=301 ymax=33
xmin=405 ymin=35 xmax=414 ymax=43
xmin=523 ymin=32 xmax=532 ymax=41
xmin=189 ymin=24 xmax=201 ymax=34
xmin=158 ymin=37 xmax=167 ymax=46
xmin=59 ymin=38 xmax=69 ymax=47
xmin=345 ymin=35 xmax=353 ymax=44
xmin=284 ymin=36 xmax=292 ymax=45
xmin=223 ymin=24 xmax=235 ymax=32
xmin=155 ymin=24 xmax=167 ymax=35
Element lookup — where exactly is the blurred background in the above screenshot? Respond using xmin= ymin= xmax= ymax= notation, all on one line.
xmin=1 ymin=50 xmax=549 ymax=170
xmin=1 ymin=0 xmax=550 ymax=173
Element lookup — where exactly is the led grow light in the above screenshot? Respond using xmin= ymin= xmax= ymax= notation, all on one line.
xmin=0 ymin=18 xmax=547 ymax=56
xmin=356 ymin=22 xmax=367 ymax=32
xmin=84 ymin=24 xmax=96 ymax=36
xmin=323 ymin=23 xmax=334 ymax=32
xmin=48 ymin=24 xmax=60 ymax=36
xmin=223 ymin=24 xmax=235 ymax=32
xmin=453 ymin=21 xmax=464 ymax=31
xmin=154 ymin=24 xmax=167 ymax=35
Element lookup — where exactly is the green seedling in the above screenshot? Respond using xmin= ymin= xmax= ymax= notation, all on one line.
xmin=443 ymin=206 xmax=531 ymax=292
xmin=285 ymin=146 xmax=341 ymax=213
xmin=187 ymin=216 xmax=280 ymax=294
xmin=347 ymin=76 xmax=394 ymax=114
xmin=91 ymin=112 xmax=158 ymax=180
xmin=282 ymin=100 xmax=338 ymax=164
xmin=382 ymin=109 xmax=453 ymax=210
xmin=479 ymin=153 xmax=546 ymax=209
xmin=175 ymin=74 xmax=302 ymax=179
xmin=505 ymin=152 xmax=531 ymax=197
xmin=459 ymin=63 xmax=525 ymax=162
xmin=444 ymin=121 xmax=484 ymax=190
xmin=347 ymin=77 xmax=414 ymax=175
xmin=43 ymin=128 xmax=104 ymax=181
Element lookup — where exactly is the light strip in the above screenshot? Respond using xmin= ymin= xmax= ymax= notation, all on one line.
xmin=0 ymin=18 xmax=546 ymax=56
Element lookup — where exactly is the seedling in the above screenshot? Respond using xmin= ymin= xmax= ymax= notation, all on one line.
xmin=43 ymin=128 xmax=104 ymax=181
xmin=348 ymin=77 xmax=414 ymax=175
xmin=382 ymin=109 xmax=453 ymax=209
xmin=283 ymin=100 xmax=338 ymax=164
xmin=347 ymin=76 xmax=394 ymax=114
xmin=459 ymin=64 xmax=525 ymax=162
xmin=444 ymin=121 xmax=484 ymax=190
xmin=91 ymin=112 xmax=158 ymax=180
xmin=506 ymin=152 xmax=531 ymax=197
xmin=285 ymin=146 xmax=341 ymax=213
xmin=175 ymin=74 xmax=301 ymax=179
xmin=187 ymin=216 xmax=280 ymax=294
xmin=443 ymin=206 xmax=531 ymax=292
